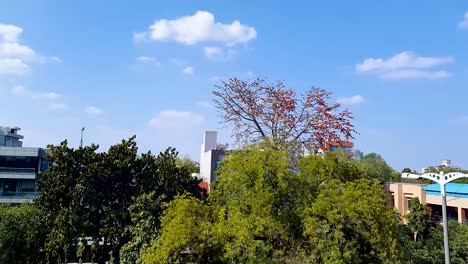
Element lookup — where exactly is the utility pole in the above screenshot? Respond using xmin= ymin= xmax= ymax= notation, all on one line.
xmin=80 ymin=127 xmax=85 ymax=148
xmin=402 ymin=171 xmax=468 ymax=264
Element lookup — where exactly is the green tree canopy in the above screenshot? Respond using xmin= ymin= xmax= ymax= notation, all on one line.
xmin=36 ymin=137 xmax=203 ymax=263
xmin=0 ymin=204 xmax=45 ymax=264
xmin=360 ymin=152 xmax=399 ymax=182
xmin=142 ymin=143 xmax=403 ymax=263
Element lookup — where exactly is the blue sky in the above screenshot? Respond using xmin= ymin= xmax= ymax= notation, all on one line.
xmin=0 ymin=1 xmax=467 ymax=171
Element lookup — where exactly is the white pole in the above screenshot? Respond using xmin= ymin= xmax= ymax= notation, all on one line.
xmin=401 ymin=171 xmax=468 ymax=264
xmin=441 ymin=181 xmax=451 ymax=264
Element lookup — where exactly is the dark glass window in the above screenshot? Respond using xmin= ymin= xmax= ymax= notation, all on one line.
xmin=0 ymin=156 xmax=39 ymax=171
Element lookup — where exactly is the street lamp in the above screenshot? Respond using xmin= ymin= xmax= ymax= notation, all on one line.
xmin=402 ymin=171 xmax=468 ymax=264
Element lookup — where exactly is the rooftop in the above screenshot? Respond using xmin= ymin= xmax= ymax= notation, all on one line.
xmin=424 ymin=183 xmax=468 ymax=198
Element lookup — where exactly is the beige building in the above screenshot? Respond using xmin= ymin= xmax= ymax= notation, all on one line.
xmin=385 ymin=182 xmax=468 ymax=224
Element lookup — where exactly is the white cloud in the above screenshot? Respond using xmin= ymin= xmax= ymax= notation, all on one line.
xmin=136 ymin=11 xmax=256 ymax=46
xmin=247 ymin=71 xmax=254 ymax=77
xmin=0 ymin=58 xmax=29 ymax=75
xmin=356 ymin=51 xmax=453 ymax=80
xmin=183 ymin=66 xmax=194 ymax=75
xmin=136 ymin=56 xmax=160 ymax=66
xmin=0 ymin=24 xmax=22 ymax=42
xmin=85 ymin=106 xmax=104 ymax=115
xmin=337 ymin=95 xmax=365 ymax=106
xmin=0 ymin=42 xmax=37 ymax=60
xmin=380 ymin=70 xmax=450 ymax=80
xmin=459 ymin=12 xmax=468 ymax=29
xmin=0 ymin=23 xmax=59 ymax=76
xmin=356 ymin=51 xmax=452 ymax=72
xmin=11 ymin=85 xmax=62 ymax=100
xmin=49 ymin=103 xmax=68 ymax=110
xmin=149 ymin=110 xmax=204 ymax=129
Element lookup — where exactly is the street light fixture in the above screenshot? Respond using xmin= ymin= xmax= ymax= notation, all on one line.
xmin=402 ymin=171 xmax=468 ymax=264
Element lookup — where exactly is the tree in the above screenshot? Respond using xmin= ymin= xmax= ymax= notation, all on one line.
xmin=406 ymin=197 xmax=432 ymax=242
xmin=353 ymin=149 xmax=364 ymax=161
xmin=143 ymin=142 xmax=404 ymax=263
xmin=213 ymin=78 xmax=356 ymax=153
xmin=37 ymin=137 xmax=203 ymax=263
xmin=303 ymin=178 xmax=403 ymax=263
xmin=0 ymin=204 xmax=46 ymax=264
xmin=175 ymin=155 xmax=200 ymax=174
xmin=360 ymin=152 xmax=399 ymax=182
xmin=121 ymin=148 xmax=203 ymax=264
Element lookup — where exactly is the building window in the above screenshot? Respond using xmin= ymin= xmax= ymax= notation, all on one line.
xmin=407 ymin=198 xmax=412 ymax=210
xmin=391 ymin=195 xmax=395 ymax=207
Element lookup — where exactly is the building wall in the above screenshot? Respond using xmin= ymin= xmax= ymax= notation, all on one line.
xmin=386 ymin=182 xmax=426 ymax=218
xmin=386 ymin=182 xmax=468 ymax=223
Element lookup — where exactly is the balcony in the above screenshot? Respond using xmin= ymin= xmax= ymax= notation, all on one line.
xmin=0 ymin=167 xmax=36 ymax=173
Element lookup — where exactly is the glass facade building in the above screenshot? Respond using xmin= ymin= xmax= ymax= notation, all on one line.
xmin=0 ymin=127 xmax=48 ymax=203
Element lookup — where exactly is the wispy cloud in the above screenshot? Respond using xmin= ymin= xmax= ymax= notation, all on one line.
xmin=11 ymin=85 xmax=67 ymax=110
xmin=203 ymin=46 xmax=236 ymax=61
xmin=459 ymin=12 xmax=468 ymax=29
xmin=149 ymin=110 xmax=204 ymax=129
xmin=136 ymin=56 xmax=160 ymax=66
xmin=196 ymin=101 xmax=215 ymax=109
xmin=183 ymin=66 xmax=194 ymax=75
xmin=11 ymin=85 xmax=62 ymax=100
xmin=134 ymin=11 xmax=256 ymax=46
xmin=380 ymin=70 xmax=450 ymax=80
xmin=356 ymin=51 xmax=453 ymax=80
xmin=85 ymin=106 xmax=104 ymax=115
xmin=337 ymin=95 xmax=365 ymax=106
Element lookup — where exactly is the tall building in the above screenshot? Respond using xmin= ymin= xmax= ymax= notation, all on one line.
xmin=199 ymin=131 xmax=228 ymax=185
xmin=0 ymin=126 xmax=48 ymax=203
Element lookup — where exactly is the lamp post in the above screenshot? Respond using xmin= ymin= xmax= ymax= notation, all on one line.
xmin=402 ymin=171 xmax=468 ymax=264
xmin=80 ymin=127 xmax=85 ymax=148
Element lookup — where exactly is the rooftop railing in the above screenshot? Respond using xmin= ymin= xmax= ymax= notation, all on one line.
xmin=0 ymin=192 xmax=39 ymax=199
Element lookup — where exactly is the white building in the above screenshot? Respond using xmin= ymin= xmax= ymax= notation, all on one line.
xmin=199 ymin=131 xmax=228 ymax=184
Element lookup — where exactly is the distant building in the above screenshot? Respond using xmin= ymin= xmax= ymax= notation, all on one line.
xmin=385 ymin=182 xmax=468 ymax=224
xmin=421 ymin=160 xmax=461 ymax=174
xmin=199 ymin=131 xmax=228 ymax=186
xmin=302 ymin=141 xmax=354 ymax=158
xmin=325 ymin=141 xmax=354 ymax=158
xmin=0 ymin=126 xmax=49 ymax=203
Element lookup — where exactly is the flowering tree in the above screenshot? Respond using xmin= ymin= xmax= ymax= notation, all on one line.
xmin=213 ymin=78 xmax=356 ymax=152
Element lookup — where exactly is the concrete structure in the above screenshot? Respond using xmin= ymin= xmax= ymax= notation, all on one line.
xmin=199 ymin=131 xmax=228 ymax=185
xmin=385 ymin=182 xmax=468 ymax=224
xmin=0 ymin=126 xmax=23 ymax=147
xmin=0 ymin=126 xmax=48 ymax=203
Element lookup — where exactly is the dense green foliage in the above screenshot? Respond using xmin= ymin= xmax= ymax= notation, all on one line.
xmin=0 ymin=204 xmax=45 ymax=264
xmin=141 ymin=144 xmax=403 ymax=263
xmin=2 ymin=138 xmax=468 ymax=263
xmin=33 ymin=137 xmax=203 ymax=263
xmin=352 ymin=150 xmax=401 ymax=182
xmin=401 ymin=202 xmax=468 ymax=264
